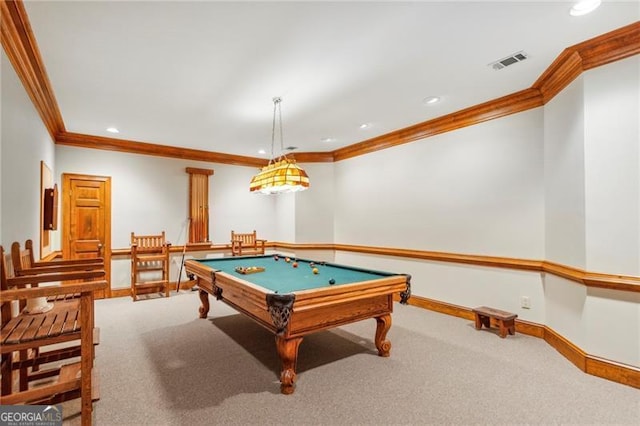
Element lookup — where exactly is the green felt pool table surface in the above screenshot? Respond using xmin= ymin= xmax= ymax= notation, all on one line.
xmin=193 ymin=254 xmax=398 ymax=294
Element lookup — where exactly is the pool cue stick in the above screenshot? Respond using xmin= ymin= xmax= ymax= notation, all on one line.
xmin=176 ymin=217 xmax=191 ymax=291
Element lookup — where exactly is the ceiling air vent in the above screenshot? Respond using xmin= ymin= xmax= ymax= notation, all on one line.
xmin=490 ymin=51 xmax=528 ymax=70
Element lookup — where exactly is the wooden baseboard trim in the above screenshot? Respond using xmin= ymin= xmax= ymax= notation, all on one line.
xmin=404 ymin=295 xmax=474 ymax=321
xmin=406 ymin=295 xmax=639 ymax=389
xmin=542 ymin=326 xmax=586 ymax=370
xmin=585 ymin=356 xmax=640 ymax=389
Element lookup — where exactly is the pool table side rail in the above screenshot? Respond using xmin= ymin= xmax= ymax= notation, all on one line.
xmin=286 ymin=279 xmax=408 ymax=337
xmin=292 ymin=275 xmax=407 ymax=307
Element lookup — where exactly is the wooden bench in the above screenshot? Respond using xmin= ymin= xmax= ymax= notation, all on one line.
xmin=472 ymin=306 xmax=517 ymax=338
xmin=230 ymin=230 xmax=266 ymax=256
xmin=12 ymin=239 xmax=104 ymax=301
xmin=8 ymin=241 xmax=105 ymax=380
xmin=1 ymin=245 xmax=107 ymax=425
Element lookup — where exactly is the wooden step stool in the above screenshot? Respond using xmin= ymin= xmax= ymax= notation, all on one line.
xmin=472 ymin=306 xmax=517 ymax=338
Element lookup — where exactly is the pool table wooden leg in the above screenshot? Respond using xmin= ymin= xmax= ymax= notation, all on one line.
xmin=275 ymin=336 xmax=303 ymax=395
xmin=198 ymin=289 xmax=210 ymax=318
xmin=375 ymin=314 xmax=392 ymax=357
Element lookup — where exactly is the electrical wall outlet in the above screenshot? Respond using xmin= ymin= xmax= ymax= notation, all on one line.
xmin=521 ymin=296 xmax=531 ymax=309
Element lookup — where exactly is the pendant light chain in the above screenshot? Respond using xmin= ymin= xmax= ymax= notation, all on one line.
xmin=278 ymin=98 xmax=284 ymax=156
xmin=270 ymin=97 xmax=279 ymax=163
xmin=270 ymin=96 xmax=285 ymax=164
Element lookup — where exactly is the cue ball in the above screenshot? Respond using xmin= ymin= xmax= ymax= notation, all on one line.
xmin=309 ymin=262 xmax=315 ymax=267
xmin=329 ymin=279 xmax=335 ymax=285
xmin=292 ymin=262 xmax=298 ymax=268
xmin=312 ymin=268 xmax=319 ymax=274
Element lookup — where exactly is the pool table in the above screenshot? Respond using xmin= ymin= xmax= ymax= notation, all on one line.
xmin=184 ymin=254 xmax=411 ymax=394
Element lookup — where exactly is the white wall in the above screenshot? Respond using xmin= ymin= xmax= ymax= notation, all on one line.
xmin=581 ymin=56 xmax=640 ymax=366
xmin=55 ymin=146 xmax=277 ymax=248
xmin=274 ymin=192 xmax=295 ymax=242
xmin=542 ymin=56 xmax=640 ymax=366
xmin=331 ymin=109 xmax=546 ymax=323
xmin=295 ymin=162 xmax=334 ymax=243
xmin=55 ymin=146 xmax=278 ymax=287
xmin=334 ymin=109 xmax=545 ymax=259
xmin=1 ymin=51 xmax=56 ymax=255
xmin=584 ymin=56 xmax=640 ymax=276
xmin=544 ymin=77 xmax=586 ymax=269
xmin=271 ymin=162 xmax=334 ymax=244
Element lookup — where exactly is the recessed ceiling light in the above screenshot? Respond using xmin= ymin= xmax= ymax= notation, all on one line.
xmin=106 ymin=127 xmax=119 ymax=133
xmin=321 ymin=137 xmax=336 ymax=143
xmin=422 ymin=96 xmax=441 ymax=105
xmin=569 ymin=0 xmax=601 ymax=16
xmin=359 ymin=123 xmax=370 ymax=129
xmin=258 ymin=149 xmax=266 ymax=155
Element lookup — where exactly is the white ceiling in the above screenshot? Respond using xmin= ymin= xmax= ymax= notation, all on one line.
xmin=24 ymin=1 xmax=640 ymax=158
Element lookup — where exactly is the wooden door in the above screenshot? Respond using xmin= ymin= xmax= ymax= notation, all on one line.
xmin=62 ymin=174 xmax=111 ymax=298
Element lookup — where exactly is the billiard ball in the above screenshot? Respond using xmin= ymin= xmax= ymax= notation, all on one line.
xmin=285 ymin=257 xmax=290 ymax=263
xmin=309 ymin=262 xmax=315 ymax=268
xmin=312 ymin=268 xmax=319 ymax=274
xmin=274 ymin=255 xmax=279 ymax=261
xmin=292 ymin=262 xmax=298 ymax=268
xmin=329 ymin=279 xmax=335 ymax=285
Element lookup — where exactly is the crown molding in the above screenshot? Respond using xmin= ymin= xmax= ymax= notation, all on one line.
xmin=1 ymin=0 xmax=65 ymax=140
xmin=56 ymin=132 xmax=268 ymax=167
xmin=291 ymin=152 xmax=335 ymax=163
xmin=333 ymin=88 xmax=543 ymax=161
xmin=574 ymin=21 xmax=640 ymax=70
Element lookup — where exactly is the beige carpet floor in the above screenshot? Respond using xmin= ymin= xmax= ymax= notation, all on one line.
xmin=61 ymin=290 xmax=639 ymax=425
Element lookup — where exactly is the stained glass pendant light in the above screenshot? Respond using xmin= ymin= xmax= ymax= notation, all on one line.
xmin=250 ymin=97 xmax=310 ymax=194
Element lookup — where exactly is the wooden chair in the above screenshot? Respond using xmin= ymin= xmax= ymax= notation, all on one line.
xmin=230 ymin=230 xmax=266 ymax=256
xmin=130 ymin=231 xmax=171 ymax=301
xmin=0 ymin=245 xmax=107 ymax=425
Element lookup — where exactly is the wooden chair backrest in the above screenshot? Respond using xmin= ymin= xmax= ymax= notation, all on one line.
xmin=11 ymin=240 xmax=103 ymax=277
xmin=11 ymin=241 xmax=32 ymax=276
xmin=1 ymin=246 xmax=16 ymax=290
xmin=131 ymin=231 xmax=168 ymax=253
xmin=1 ymin=246 xmax=15 ymax=324
xmin=231 ymin=230 xmax=257 ymax=246
xmin=1 ymin=246 xmax=28 ymax=309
